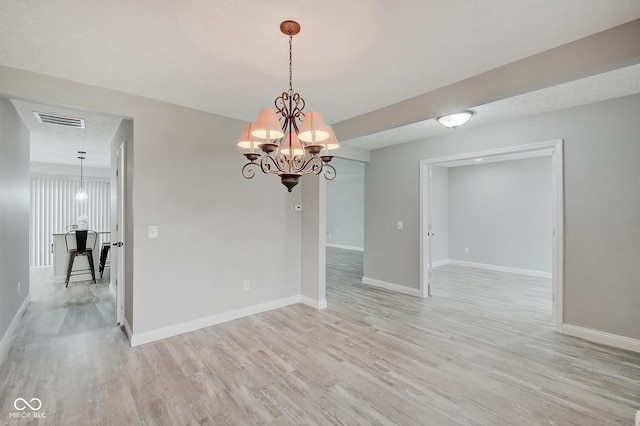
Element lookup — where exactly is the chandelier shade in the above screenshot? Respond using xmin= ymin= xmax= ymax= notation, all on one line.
xmin=298 ymin=111 xmax=330 ymax=143
xmin=237 ymin=123 xmax=262 ymax=150
xmin=238 ymin=20 xmax=339 ymax=192
xmin=251 ymin=108 xmax=285 ymax=140
xmin=280 ymin=132 xmax=305 ymax=156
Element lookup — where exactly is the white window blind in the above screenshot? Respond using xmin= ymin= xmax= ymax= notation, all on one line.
xmin=30 ymin=176 xmax=110 ymax=267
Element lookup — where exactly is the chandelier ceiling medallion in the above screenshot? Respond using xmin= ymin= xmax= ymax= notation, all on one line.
xmin=238 ymin=20 xmax=339 ymax=192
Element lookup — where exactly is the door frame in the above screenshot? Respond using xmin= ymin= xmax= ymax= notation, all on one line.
xmin=115 ymin=142 xmax=126 ymax=326
xmin=419 ymin=139 xmax=564 ymax=331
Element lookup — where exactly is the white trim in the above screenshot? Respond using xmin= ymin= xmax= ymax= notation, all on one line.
xmin=325 ymin=243 xmax=364 ymax=252
xmin=551 ymin=142 xmax=564 ymax=332
xmin=432 ymin=259 xmax=450 ymax=268
xmin=362 ymin=277 xmax=422 ymax=297
xmin=0 ymin=294 xmax=31 ymax=361
xmin=129 ymin=296 xmax=301 ymax=347
xmin=122 ymin=315 xmax=133 ymax=343
xmin=447 ymin=259 xmax=552 ymax=278
xmin=301 ymin=296 xmax=328 ymax=310
xmin=563 ymin=324 xmax=640 ymax=354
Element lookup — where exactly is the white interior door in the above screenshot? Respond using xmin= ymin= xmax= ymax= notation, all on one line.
xmin=115 ymin=142 xmax=125 ymax=325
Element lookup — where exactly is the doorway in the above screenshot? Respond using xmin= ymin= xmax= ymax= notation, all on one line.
xmin=325 ymin=158 xmax=366 ymax=300
xmin=419 ymin=139 xmax=564 ymax=331
xmin=10 ymin=97 xmax=130 ymax=327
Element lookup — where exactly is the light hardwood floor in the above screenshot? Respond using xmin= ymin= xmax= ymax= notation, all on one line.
xmin=1 ymin=248 xmax=639 ymax=425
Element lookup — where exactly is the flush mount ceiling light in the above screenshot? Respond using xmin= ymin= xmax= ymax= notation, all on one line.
xmin=238 ymin=20 xmax=339 ymax=192
xmin=437 ymin=110 xmax=474 ymax=129
xmin=75 ymin=151 xmax=88 ymax=201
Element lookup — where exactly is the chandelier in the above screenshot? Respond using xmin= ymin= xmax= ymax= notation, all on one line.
xmin=75 ymin=151 xmax=88 ymax=201
xmin=238 ymin=20 xmax=339 ymax=192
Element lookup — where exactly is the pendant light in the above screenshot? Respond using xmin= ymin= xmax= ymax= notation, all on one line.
xmin=75 ymin=151 xmax=88 ymax=201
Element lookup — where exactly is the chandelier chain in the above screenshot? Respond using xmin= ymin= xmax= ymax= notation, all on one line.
xmin=288 ymin=35 xmax=293 ymax=94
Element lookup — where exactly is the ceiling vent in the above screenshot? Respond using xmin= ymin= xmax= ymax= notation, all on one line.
xmin=33 ymin=111 xmax=85 ymax=128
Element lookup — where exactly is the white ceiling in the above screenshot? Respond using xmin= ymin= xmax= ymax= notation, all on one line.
xmin=10 ymin=99 xmax=122 ymax=167
xmin=1 ymin=1 xmax=640 ymax=166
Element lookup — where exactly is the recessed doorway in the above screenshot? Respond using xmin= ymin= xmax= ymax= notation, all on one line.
xmin=420 ymin=139 xmax=564 ymax=331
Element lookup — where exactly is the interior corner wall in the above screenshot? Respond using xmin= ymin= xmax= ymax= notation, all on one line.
xmin=326 ymin=158 xmax=364 ymax=250
xmin=448 ymin=157 xmax=552 ymax=272
xmin=364 ymin=93 xmax=640 ymax=341
xmin=0 ymin=65 xmax=303 ymax=344
xmin=301 ymin=175 xmax=326 ymax=306
xmin=0 ymin=97 xmax=30 ymax=347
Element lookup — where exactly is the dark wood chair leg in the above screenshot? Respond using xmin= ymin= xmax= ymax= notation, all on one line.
xmin=66 ymin=252 xmax=77 ymax=287
xmin=87 ymin=251 xmax=97 ymax=283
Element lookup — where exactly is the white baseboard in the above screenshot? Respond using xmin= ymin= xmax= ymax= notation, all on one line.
xmin=0 ymin=294 xmax=31 ymax=361
xmin=432 ymin=259 xmax=450 ymax=268
xmin=130 ymin=295 xmax=302 ymax=347
xmin=326 ymin=243 xmax=364 ymax=252
xmin=362 ymin=277 xmax=421 ymax=297
xmin=301 ymin=296 xmax=328 ymax=310
xmin=447 ymin=259 xmax=552 ymax=278
xmin=562 ymin=324 xmax=640 ymax=353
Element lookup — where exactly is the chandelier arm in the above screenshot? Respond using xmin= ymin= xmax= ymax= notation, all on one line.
xmin=260 ymin=154 xmax=287 ymax=175
xmin=241 ymin=162 xmax=258 ymax=179
xmin=291 ymin=156 xmax=324 ymax=176
xmin=322 ymin=164 xmax=337 ymax=181
xmin=289 ymin=155 xmax=306 ymax=172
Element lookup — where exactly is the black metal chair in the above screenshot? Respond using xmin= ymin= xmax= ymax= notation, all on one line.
xmin=64 ymin=230 xmax=97 ymax=287
xmin=99 ymin=242 xmax=110 ymax=278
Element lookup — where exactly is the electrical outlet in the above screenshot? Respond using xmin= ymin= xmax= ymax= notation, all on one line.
xmin=18 ymin=281 xmax=21 ymax=294
xmin=464 ymin=247 xmax=469 ymax=254
xmin=243 ymin=280 xmax=250 ymax=291
xmin=397 ymin=221 xmax=403 ymax=230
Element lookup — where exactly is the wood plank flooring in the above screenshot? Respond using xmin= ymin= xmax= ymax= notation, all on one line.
xmin=1 ymin=248 xmax=639 ymax=425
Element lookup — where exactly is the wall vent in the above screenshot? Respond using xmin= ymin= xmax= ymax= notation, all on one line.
xmin=33 ymin=111 xmax=85 ymax=128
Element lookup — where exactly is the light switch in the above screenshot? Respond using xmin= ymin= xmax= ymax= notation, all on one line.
xmin=397 ymin=221 xmax=403 ymax=230
xmin=148 ymin=226 xmax=158 ymax=239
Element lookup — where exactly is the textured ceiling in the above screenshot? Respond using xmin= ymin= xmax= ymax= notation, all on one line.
xmin=344 ymin=63 xmax=640 ymax=149
xmin=11 ymin=100 xmax=122 ymax=167
xmin=1 ymin=1 xmax=640 ymax=164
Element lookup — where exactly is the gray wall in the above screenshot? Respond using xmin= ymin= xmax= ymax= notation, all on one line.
xmin=364 ymin=93 xmax=640 ymax=340
xmin=0 ymin=65 xmax=306 ymax=340
xmin=326 ymin=157 xmax=365 ymax=250
xmin=430 ymin=165 xmax=449 ymax=263
xmin=448 ymin=157 xmax=552 ymax=271
xmin=0 ymin=98 xmax=30 ymax=345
